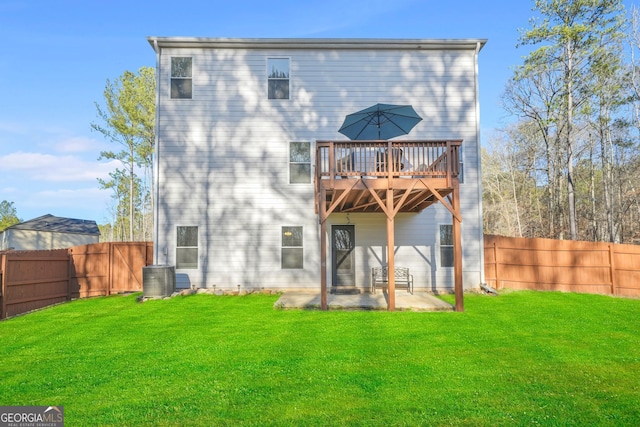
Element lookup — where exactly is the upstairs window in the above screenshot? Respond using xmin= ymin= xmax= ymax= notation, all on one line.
xmin=289 ymin=141 xmax=311 ymax=184
xmin=268 ymin=58 xmax=289 ymax=99
xmin=282 ymin=226 xmax=303 ymax=269
xmin=176 ymin=226 xmax=198 ymax=269
xmin=171 ymin=57 xmax=192 ymax=99
xmin=439 ymin=224 xmax=454 ymax=268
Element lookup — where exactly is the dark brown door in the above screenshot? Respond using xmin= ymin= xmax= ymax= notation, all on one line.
xmin=332 ymin=225 xmax=355 ymax=287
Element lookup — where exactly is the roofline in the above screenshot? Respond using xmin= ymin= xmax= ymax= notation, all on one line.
xmin=4 ymin=214 xmax=100 ymax=235
xmin=147 ymin=37 xmax=487 ymax=52
xmin=3 ymin=229 xmax=100 ymax=236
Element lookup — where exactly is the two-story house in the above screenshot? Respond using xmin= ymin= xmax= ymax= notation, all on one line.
xmin=148 ymin=37 xmax=486 ymax=310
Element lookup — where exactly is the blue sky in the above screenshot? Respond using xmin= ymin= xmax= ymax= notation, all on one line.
xmin=0 ymin=0 xmax=615 ymax=223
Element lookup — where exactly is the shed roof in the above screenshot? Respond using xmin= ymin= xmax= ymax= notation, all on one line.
xmin=6 ymin=214 xmax=100 ymax=236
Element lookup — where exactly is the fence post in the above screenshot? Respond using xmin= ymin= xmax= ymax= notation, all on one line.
xmin=67 ymin=248 xmax=73 ymax=301
xmin=493 ymin=241 xmax=500 ymax=289
xmin=608 ymin=244 xmax=616 ymax=296
xmin=1 ymin=254 xmax=7 ymax=319
xmin=108 ymin=243 xmax=113 ymax=296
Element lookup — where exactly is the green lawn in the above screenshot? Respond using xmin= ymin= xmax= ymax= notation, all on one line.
xmin=0 ymin=291 xmax=638 ymax=426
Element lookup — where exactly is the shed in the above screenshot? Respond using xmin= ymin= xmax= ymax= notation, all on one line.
xmin=0 ymin=214 xmax=100 ymax=250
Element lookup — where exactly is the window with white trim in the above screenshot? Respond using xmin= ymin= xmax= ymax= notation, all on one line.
xmin=439 ymin=224 xmax=454 ymax=268
xmin=171 ymin=57 xmax=192 ymax=99
xmin=176 ymin=226 xmax=198 ymax=269
xmin=282 ymin=226 xmax=303 ymax=269
xmin=268 ymin=58 xmax=289 ymax=99
xmin=289 ymin=141 xmax=311 ymax=184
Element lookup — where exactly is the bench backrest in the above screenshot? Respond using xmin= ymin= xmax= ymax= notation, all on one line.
xmin=372 ymin=266 xmax=410 ymax=281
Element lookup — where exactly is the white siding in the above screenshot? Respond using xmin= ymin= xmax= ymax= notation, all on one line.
xmin=154 ymin=41 xmax=484 ymax=291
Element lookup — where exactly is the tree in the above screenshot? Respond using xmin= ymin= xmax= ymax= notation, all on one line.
xmin=483 ymin=125 xmax=547 ymax=238
xmin=92 ymin=67 xmax=155 ymax=241
xmin=517 ymin=0 xmax=626 ymax=240
xmin=0 ymin=200 xmax=21 ymax=231
xmin=503 ymin=64 xmax=565 ymax=238
xmin=585 ymin=35 xmax=628 ymax=242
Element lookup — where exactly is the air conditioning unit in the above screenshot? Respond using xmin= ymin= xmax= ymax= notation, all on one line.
xmin=143 ymin=265 xmax=176 ymax=298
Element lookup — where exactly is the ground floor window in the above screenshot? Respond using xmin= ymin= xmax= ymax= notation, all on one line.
xmin=282 ymin=226 xmax=303 ymax=269
xmin=176 ymin=226 xmax=198 ymax=269
xmin=439 ymin=224 xmax=454 ymax=268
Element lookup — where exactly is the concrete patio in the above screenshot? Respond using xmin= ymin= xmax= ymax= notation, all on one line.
xmin=274 ymin=291 xmax=454 ymax=311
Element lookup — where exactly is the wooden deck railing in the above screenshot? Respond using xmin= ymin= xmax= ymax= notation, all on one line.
xmin=316 ymin=140 xmax=461 ymax=183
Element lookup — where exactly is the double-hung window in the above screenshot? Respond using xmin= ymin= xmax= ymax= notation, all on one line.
xmin=439 ymin=224 xmax=454 ymax=268
xmin=176 ymin=226 xmax=198 ymax=269
xmin=281 ymin=226 xmax=303 ymax=269
xmin=289 ymin=141 xmax=311 ymax=184
xmin=268 ymin=58 xmax=290 ymax=99
xmin=171 ymin=57 xmax=192 ymax=99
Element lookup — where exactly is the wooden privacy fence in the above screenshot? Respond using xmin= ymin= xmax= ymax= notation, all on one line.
xmin=484 ymin=234 xmax=640 ymax=297
xmin=0 ymin=242 xmax=152 ymax=319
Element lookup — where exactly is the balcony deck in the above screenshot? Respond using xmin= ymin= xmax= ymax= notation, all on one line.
xmin=315 ymin=140 xmax=461 ymax=216
xmin=314 ymin=139 xmax=464 ymax=312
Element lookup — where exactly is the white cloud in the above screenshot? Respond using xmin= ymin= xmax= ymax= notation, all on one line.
xmin=0 ymin=151 xmax=118 ymax=182
xmin=54 ymin=136 xmax=103 ymax=153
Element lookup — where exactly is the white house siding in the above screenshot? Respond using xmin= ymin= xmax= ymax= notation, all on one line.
xmin=151 ymin=38 xmax=485 ymax=291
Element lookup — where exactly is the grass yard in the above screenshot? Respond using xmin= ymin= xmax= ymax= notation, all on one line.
xmin=0 ymin=291 xmax=638 ymax=426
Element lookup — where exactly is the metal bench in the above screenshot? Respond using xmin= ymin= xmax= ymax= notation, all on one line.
xmin=371 ymin=266 xmax=414 ymax=294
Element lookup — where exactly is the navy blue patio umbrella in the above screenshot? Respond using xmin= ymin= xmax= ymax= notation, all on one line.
xmin=338 ymin=103 xmax=423 ymax=140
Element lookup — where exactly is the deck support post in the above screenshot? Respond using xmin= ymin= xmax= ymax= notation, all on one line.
xmin=320 ymin=189 xmax=328 ymax=310
xmin=452 ymin=186 xmax=464 ymax=312
xmin=320 ymin=220 xmax=328 ymax=310
xmin=386 ymin=188 xmax=396 ymax=311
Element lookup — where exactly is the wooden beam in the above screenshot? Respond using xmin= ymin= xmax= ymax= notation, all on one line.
xmin=342 ymin=199 xmax=382 ymax=213
xmin=402 ymin=190 xmax=435 ymax=211
xmin=452 ymin=186 xmax=464 ymax=312
xmin=320 ymin=180 xmax=359 ymax=223
xmin=362 ymin=180 xmax=392 ymax=219
xmin=328 ymin=142 xmax=336 ymax=189
xmin=419 ymin=178 xmax=461 ymax=222
xmin=392 ymin=182 xmax=418 ymax=217
xmin=387 ymin=187 xmax=396 ymax=311
xmin=351 ymin=185 xmax=369 ymax=208
xmin=320 ymin=189 xmax=328 ymax=310
xmin=387 ymin=140 xmax=393 ymax=189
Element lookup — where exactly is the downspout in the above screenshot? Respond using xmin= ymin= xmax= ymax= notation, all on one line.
xmin=152 ymin=38 xmax=161 ymax=265
xmin=474 ymin=41 xmax=486 ymax=286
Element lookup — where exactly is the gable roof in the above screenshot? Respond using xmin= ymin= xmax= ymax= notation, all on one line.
xmin=5 ymin=214 xmax=100 ymax=236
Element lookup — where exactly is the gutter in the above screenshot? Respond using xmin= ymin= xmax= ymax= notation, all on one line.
xmin=474 ymin=40 xmax=486 ymax=286
xmin=152 ymin=38 xmax=161 ymax=265
xmin=147 ymin=37 xmax=487 ymax=52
